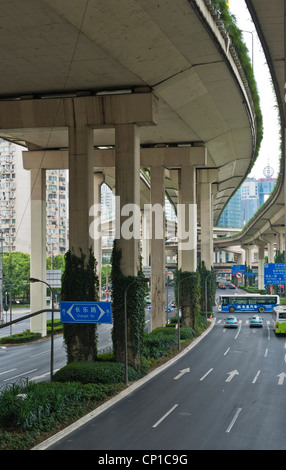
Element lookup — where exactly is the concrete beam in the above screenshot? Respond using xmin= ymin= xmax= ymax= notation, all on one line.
xmin=23 ymin=146 xmax=207 ymax=169
xmin=0 ymin=93 xmax=158 ymax=129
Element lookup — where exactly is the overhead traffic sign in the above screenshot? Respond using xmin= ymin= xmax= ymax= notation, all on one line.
xmin=231 ymin=265 xmax=245 ymax=275
xmin=60 ymin=301 xmax=112 ymax=324
xmin=264 ymin=263 xmax=285 ymax=285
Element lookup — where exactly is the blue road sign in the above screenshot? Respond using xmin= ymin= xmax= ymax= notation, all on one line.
xmin=264 ymin=263 xmax=285 ymax=285
xmin=60 ymin=301 xmax=112 ymax=324
xmin=231 ymin=264 xmax=245 ymax=275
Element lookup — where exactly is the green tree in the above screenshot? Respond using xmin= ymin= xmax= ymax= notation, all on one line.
xmin=46 ymin=254 xmax=65 ymax=271
xmin=3 ymin=252 xmax=30 ymax=301
xmin=61 ymin=248 xmax=99 ymax=363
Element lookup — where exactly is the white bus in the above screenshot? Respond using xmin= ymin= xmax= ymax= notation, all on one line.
xmin=272 ymin=306 xmax=286 ymax=334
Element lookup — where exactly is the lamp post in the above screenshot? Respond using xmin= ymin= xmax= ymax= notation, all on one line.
xmin=29 ymin=277 xmax=55 ymax=381
xmin=177 ymin=275 xmax=197 ymax=351
xmin=204 ymin=272 xmax=213 ymax=321
xmin=124 ymin=277 xmax=149 ymax=386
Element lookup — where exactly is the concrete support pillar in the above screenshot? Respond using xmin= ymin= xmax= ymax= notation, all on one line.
xmin=115 ymin=124 xmax=141 ymax=276
xmin=268 ymin=241 xmax=275 ymax=263
xmin=93 ymin=172 xmax=105 ymax=291
xmin=150 ymin=165 xmax=166 ymax=330
xmin=141 ymin=211 xmax=151 ymax=267
xmin=69 ymin=125 xmax=94 ymax=256
xmin=30 ymin=168 xmax=47 ymax=336
xmin=178 ymin=166 xmax=197 ymax=272
xmin=197 ymin=170 xmax=217 ymax=270
xmin=242 ymin=245 xmax=251 ymax=267
xmin=256 ymin=242 xmax=266 ymax=290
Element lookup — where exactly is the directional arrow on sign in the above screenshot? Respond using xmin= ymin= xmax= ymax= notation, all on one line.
xmin=96 ymin=304 xmax=106 ymax=322
xmin=225 ymin=370 xmax=239 ymax=382
xmin=67 ymin=304 xmax=76 ymax=321
xmin=277 ymin=372 xmax=286 ymax=385
xmin=173 ymin=368 xmax=190 ymax=380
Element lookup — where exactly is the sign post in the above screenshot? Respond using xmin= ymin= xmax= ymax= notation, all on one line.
xmin=60 ymin=301 xmax=112 ymax=324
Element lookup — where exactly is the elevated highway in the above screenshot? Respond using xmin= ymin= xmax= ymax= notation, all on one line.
xmin=0 ymin=0 xmax=260 ymax=332
xmin=214 ymin=1 xmax=285 ymax=287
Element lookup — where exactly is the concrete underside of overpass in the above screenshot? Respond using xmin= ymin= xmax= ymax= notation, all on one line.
xmin=0 ymin=0 xmax=256 ymax=221
xmin=0 ymin=0 xmax=260 ymax=335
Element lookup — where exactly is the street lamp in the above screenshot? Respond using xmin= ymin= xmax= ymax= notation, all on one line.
xmin=177 ymin=275 xmax=197 ymax=351
xmin=204 ymin=272 xmax=213 ymax=321
xmin=124 ymin=277 xmax=149 ymax=386
xmin=29 ymin=277 xmax=55 ymax=381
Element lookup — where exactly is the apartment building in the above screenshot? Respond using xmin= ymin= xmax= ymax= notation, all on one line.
xmin=0 ymin=139 xmax=68 ymax=255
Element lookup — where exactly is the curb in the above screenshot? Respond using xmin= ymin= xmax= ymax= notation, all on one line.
xmin=32 ymin=318 xmax=216 ymax=450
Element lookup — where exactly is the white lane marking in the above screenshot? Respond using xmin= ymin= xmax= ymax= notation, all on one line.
xmin=200 ymin=368 xmax=213 ymax=381
xmin=234 ymin=324 xmax=241 ymax=340
xmin=226 ymin=408 xmax=242 ymax=433
xmin=3 ymin=369 xmax=37 ymax=382
xmin=0 ymin=368 xmax=16 ymax=376
xmin=224 ymin=347 xmax=230 ymax=356
xmin=153 ymin=404 xmax=178 ymax=428
xmin=264 ymin=348 xmax=268 ymax=357
xmin=252 ymin=370 xmax=261 ymax=384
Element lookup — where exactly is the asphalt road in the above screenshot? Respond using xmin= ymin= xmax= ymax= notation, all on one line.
xmin=44 ymin=293 xmax=286 ymax=451
xmin=0 ymin=321 xmax=112 ymax=386
xmin=2 ymin=288 xmax=286 ymax=450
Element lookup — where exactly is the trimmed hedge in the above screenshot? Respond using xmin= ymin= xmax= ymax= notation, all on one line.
xmin=52 ymin=361 xmax=140 ymax=384
xmin=142 ymin=326 xmax=195 ymax=359
xmin=0 ymin=330 xmax=41 ymax=345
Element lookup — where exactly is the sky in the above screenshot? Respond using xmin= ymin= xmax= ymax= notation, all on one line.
xmin=228 ymin=0 xmax=281 ymax=179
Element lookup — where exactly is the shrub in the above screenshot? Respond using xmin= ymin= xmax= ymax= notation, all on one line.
xmin=143 ymin=330 xmax=177 ymax=359
xmin=0 ymin=380 xmax=123 ymax=433
xmin=53 ymin=361 xmax=140 ymax=384
xmin=47 ymin=319 xmax=63 ymax=335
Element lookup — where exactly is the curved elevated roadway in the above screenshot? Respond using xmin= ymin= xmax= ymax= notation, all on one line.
xmin=215 ymin=0 xmax=285 ymax=253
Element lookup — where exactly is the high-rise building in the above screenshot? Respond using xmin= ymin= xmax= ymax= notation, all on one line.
xmin=0 ymin=139 xmax=69 ymax=255
xmin=218 ymin=169 xmax=277 ymax=228
xmin=0 ymin=140 xmax=31 ymax=252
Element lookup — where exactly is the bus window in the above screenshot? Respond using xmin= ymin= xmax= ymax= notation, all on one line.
xmin=232 ymin=297 xmax=247 ymax=305
xmin=222 ymin=297 xmax=229 ymax=305
xmin=279 ymin=312 xmax=286 ymax=319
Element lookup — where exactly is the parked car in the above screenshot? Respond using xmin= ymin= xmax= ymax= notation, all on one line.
xmin=224 ymin=315 xmax=238 ymax=328
xmin=249 ymin=315 xmax=263 ymax=328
